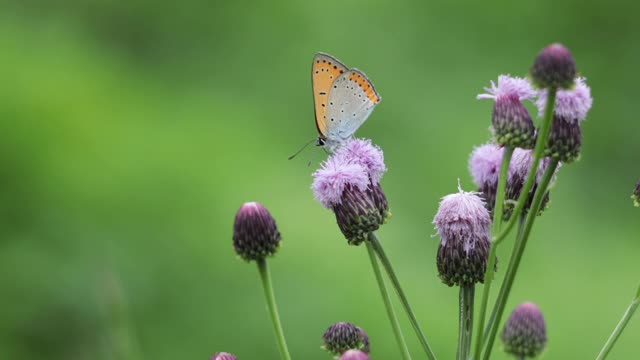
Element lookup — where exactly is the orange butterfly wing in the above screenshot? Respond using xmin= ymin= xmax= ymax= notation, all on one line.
xmin=311 ymin=53 xmax=348 ymax=138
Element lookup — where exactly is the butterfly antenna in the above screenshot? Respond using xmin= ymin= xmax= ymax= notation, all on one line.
xmin=288 ymin=138 xmax=316 ymax=160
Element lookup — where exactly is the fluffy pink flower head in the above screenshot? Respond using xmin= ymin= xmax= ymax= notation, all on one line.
xmin=334 ymin=138 xmax=387 ymax=184
xmin=537 ymin=77 xmax=592 ymax=123
xmin=469 ymin=143 xmax=505 ymax=188
xmin=433 ymin=183 xmax=492 ymax=252
xmin=211 ymin=353 xmax=237 ymax=360
xmin=340 ymin=350 xmax=370 ymax=360
xmin=312 ymin=156 xmax=369 ymax=208
xmin=477 ymin=75 xmax=537 ymax=102
xmin=510 ymin=148 xmax=553 ymax=184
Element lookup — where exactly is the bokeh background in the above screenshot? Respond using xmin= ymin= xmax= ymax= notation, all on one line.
xmin=1 ymin=0 xmax=639 ymax=359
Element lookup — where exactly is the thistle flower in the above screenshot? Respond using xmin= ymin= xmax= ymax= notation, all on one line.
xmin=478 ymin=75 xmax=537 ymax=148
xmin=633 ymin=180 xmax=640 ymax=207
xmin=312 ymin=139 xmax=390 ymax=245
xmin=232 ymin=202 xmax=281 ymax=261
xmin=433 ymin=184 xmax=493 ymax=286
xmin=537 ymin=77 xmax=593 ymax=124
xmin=211 ymin=352 xmax=237 ymax=360
xmin=334 ymin=138 xmax=387 ymax=184
xmin=530 ymin=43 xmax=577 ymax=89
xmin=322 ymin=322 xmax=370 ymax=355
xmin=501 ymin=302 xmax=547 ymax=358
xmin=340 ymin=350 xmax=370 ymax=360
xmin=469 ymin=143 xmax=504 ymax=211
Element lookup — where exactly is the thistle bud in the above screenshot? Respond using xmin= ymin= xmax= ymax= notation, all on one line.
xmin=469 ymin=143 xmax=505 ymax=212
xmin=232 ymin=202 xmax=281 ymax=261
xmin=504 ymin=149 xmax=555 ymax=219
xmin=633 ymin=180 xmax=640 ymax=207
xmin=530 ymin=43 xmax=576 ymax=89
xmin=340 ymin=350 xmax=370 ymax=360
xmin=501 ymin=302 xmax=547 ymax=358
xmin=322 ymin=322 xmax=370 ymax=355
xmin=312 ymin=139 xmax=390 ymax=245
xmin=478 ymin=75 xmax=537 ymax=148
xmin=212 ymin=352 xmax=237 ymax=360
xmin=433 ymin=185 xmax=493 ymax=286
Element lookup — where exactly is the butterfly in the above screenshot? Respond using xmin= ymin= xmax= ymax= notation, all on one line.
xmin=311 ymin=53 xmax=381 ymax=148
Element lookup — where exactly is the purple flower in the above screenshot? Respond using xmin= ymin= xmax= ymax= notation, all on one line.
xmin=322 ymin=322 xmax=370 ymax=355
xmin=232 ymin=202 xmax=281 ymax=261
xmin=469 ymin=143 xmax=505 ymax=189
xmin=510 ymin=148 xmax=553 ymax=185
xmin=340 ymin=350 xmax=370 ymax=360
xmin=312 ymin=141 xmax=390 ymax=245
xmin=478 ymin=75 xmax=537 ymax=148
xmin=433 ymin=184 xmax=493 ymax=286
xmin=501 ymin=302 xmax=547 ymax=358
xmin=477 ymin=75 xmax=537 ymax=102
xmin=537 ymin=77 xmax=592 ymax=123
xmin=530 ymin=43 xmax=577 ymax=89
xmin=211 ymin=352 xmax=237 ymax=360
xmin=312 ymin=156 xmax=369 ymax=209
xmin=334 ymin=138 xmax=387 ymax=184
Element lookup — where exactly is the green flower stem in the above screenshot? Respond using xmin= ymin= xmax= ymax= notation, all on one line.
xmin=483 ymin=158 xmax=559 ymax=360
xmin=473 ymin=146 xmax=513 ymax=359
xmin=365 ymin=241 xmax=413 ymax=360
xmin=369 ymin=232 xmax=438 ymax=360
xmin=596 ymin=284 xmax=640 ymax=360
xmin=493 ymin=88 xmax=558 ymax=245
xmin=257 ymin=258 xmax=292 ymax=360
xmin=483 ymin=213 xmax=527 ymax=348
xmin=458 ymin=285 xmax=475 ymax=360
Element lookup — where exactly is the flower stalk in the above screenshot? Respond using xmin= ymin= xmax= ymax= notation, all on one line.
xmin=483 ymin=158 xmax=559 ymax=359
xmin=257 ymin=258 xmax=292 ymax=360
xmin=458 ymin=285 xmax=475 ymax=360
xmin=473 ymin=145 xmax=513 ymax=359
xmin=369 ymin=232 xmax=438 ymax=360
xmin=365 ymin=241 xmax=412 ymax=360
xmin=596 ymin=284 xmax=640 ymax=360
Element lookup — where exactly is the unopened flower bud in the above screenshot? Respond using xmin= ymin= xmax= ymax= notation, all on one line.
xmin=501 ymin=302 xmax=547 ymax=358
xmin=530 ymin=43 xmax=576 ymax=89
xmin=232 ymin=202 xmax=281 ymax=261
xmin=322 ymin=322 xmax=370 ymax=355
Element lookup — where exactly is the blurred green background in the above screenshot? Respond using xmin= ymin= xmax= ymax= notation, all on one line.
xmin=1 ymin=0 xmax=638 ymax=359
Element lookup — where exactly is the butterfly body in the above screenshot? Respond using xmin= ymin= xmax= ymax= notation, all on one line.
xmin=311 ymin=53 xmax=381 ymax=148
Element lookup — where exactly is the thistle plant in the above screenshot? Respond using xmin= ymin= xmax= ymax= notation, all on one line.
xmin=232 ymin=202 xmax=291 ymax=360
xmin=433 ymin=184 xmax=492 ymax=360
xmin=224 ymin=43 xmax=640 ymax=360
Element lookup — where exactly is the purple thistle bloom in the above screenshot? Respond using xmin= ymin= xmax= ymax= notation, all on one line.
xmin=505 ymin=149 xmax=556 ymax=217
xmin=232 ymin=202 xmax=281 ymax=261
xmin=478 ymin=75 xmax=537 ymax=148
xmin=211 ymin=352 xmax=237 ymax=360
xmin=477 ymin=75 xmax=537 ymax=102
xmin=312 ymin=156 xmax=370 ymax=209
xmin=501 ymin=302 xmax=547 ymax=358
xmin=537 ymin=77 xmax=592 ymax=123
xmin=340 ymin=350 xmax=370 ymax=360
xmin=469 ymin=143 xmax=505 ymax=210
xmin=433 ymin=184 xmax=493 ymax=286
xmin=334 ymin=138 xmax=387 ymax=184
xmin=530 ymin=43 xmax=577 ymax=89
xmin=312 ymin=141 xmax=390 ymax=245
xmin=322 ymin=322 xmax=370 ymax=355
